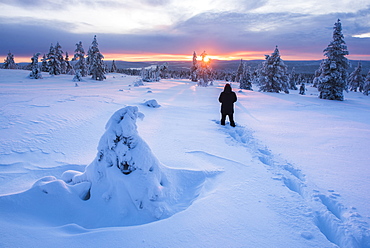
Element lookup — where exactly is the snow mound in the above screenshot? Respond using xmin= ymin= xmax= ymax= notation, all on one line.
xmin=143 ymin=99 xmax=160 ymax=108
xmin=0 ymin=106 xmax=218 ymax=228
xmin=134 ymin=78 xmax=144 ymax=87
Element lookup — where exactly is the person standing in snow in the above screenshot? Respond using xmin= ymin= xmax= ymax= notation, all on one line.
xmin=219 ymin=83 xmax=237 ymax=127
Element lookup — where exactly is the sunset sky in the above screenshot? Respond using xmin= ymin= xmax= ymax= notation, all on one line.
xmin=0 ymin=0 xmax=369 ymax=62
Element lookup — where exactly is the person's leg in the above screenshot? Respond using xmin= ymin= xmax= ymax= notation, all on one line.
xmin=229 ymin=114 xmax=235 ymax=127
xmin=221 ymin=114 xmax=226 ymax=125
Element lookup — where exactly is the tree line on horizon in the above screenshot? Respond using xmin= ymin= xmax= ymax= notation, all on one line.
xmin=188 ymin=19 xmax=370 ymax=99
xmin=2 ymin=20 xmax=370 ymax=99
xmin=4 ymin=35 xmax=108 ymax=82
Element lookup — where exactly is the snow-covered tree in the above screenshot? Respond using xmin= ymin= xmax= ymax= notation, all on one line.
xmin=61 ymin=106 xmax=172 ymax=220
xmin=46 ymin=43 xmax=61 ymax=75
xmin=141 ymin=66 xmax=157 ymax=82
xmin=348 ymin=62 xmax=364 ymax=92
xmin=363 ymin=70 xmax=370 ymax=96
xmin=54 ymin=42 xmax=63 ymax=60
xmin=140 ymin=63 xmax=168 ymax=82
xmin=288 ymin=67 xmax=298 ymax=90
xmin=73 ymin=41 xmax=88 ymax=77
xmin=258 ymin=46 xmax=289 ymax=94
xmin=312 ymin=66 xmax=321 ymax=87
xmin=111 ymin=60 xmax=117 ymax=73
xmin=299 ymin=83 xmax=306 ymax=95
xmin=235 ymin=59 xmax=244 ymax=83
xmin=197 ymin=51 xmax=212 ymax=87
xmin=73 ymin=69 xmax=82 ymax=82
xmin=140 ymin=67 xmax=150 ymax=82
xmin=3 ymin=51 xmax=17 ymax=69
xmin=190 ymin=51 xmax=198 ymax=82
xmin=86 ymin=35 xmax=106 ymax=81
xmin=314 ymin=19 xmax=349 ymax=101
xmin=296 ymin=74 xmax=304 ymax=86
xmin=41 ymin=54 xmax=48 ymax=72
xmin=28 ymin=53 xmax=42 ymax=79
xmin=252 ymin=66 xmax=260 ymax=85
xmin=159 ymin=62 xmax=169 ymax=79
xmin=54 ymin=42 xmax=66 ymax=74
xmin=64 ymin=52 xmax=74 ymax=75
xmin=239 ymin=64 xmax=253 ymax=90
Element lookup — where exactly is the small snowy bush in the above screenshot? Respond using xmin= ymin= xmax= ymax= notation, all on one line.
xmin=144 ymin=99 xmax=160 ymax=108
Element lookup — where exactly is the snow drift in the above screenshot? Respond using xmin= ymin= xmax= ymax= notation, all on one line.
xmin=1 ymin=70 xmax=369 ymax=247
xmin=0 ymin=106 xmax=217 ymax=228
xmin=143 ymin=99 xmax=161 ymax=108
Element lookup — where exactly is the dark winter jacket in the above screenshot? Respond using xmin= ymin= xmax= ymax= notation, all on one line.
xmin=219 ymin=84 xmax=237 ymax=114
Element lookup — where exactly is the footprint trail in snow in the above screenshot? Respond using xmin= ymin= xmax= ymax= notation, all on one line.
xmin=213 ymin=120 xmax=370 ymax=248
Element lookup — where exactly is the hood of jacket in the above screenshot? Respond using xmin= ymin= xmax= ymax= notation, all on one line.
xmin=223 ymin=83 xmax=232 ymax=93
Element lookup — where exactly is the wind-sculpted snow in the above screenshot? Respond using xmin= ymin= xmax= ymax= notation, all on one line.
xmin=1 ymin=71 xmax=369 ymax=247
xmin=215 ymin=120 xmax=370 ymax=247
xmin=0 ymin=106 xmax=218 ymax=228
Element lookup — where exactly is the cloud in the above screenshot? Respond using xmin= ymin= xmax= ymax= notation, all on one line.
xmin=172 ymin=9 xmax=370 ymax=54
xmin=0 ymin=1 xmax=369 ymax=61
xmin=0 ymin=0 xmax=68 ymax=9
xmin=249 ymin=0 xmax=369 ymax=15
xmin=0 ymin=18 xmax=96 ymax=58
xmin=0 ymin=0 xmax=128 ymax=9
xmin=0 ymin=17 xmax=188 ymax=58
xmin=172 ymin=12 xmax=312 ymax=51
xmin=141 ymin=0 xmax=172 ymax=6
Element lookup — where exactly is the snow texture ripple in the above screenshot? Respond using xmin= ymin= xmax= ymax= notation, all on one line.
xmin=214 ymin=120 xmax=370 ymax=247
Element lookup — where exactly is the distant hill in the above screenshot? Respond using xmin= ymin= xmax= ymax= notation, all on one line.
xmin=106 ymin=60 xmax=370 ymax=75
xmin=16 ymin=60 xmax=370 ymax=75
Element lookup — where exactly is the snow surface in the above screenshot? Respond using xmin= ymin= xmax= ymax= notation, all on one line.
xmin=0 ymin=69 xmax=369 ymax=248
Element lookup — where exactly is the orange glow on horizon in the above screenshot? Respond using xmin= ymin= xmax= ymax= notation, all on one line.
xmin=104 ymin=53 xmax=193 ymax=62
xmin=9 ymin=52 xmax=370 ymax=63
xmin=103 ymin=51 xmax=312 ymax=62
xmin=76 ymin=52 xmax=370 ymax=62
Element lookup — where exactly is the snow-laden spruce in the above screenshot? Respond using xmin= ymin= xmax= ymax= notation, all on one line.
xmin=363 ymin=70 xmax=370 ymax=96
xmin=110 ymin=60 xmax=117 ymax=73
xmin=73 ymin=41 xmax=88 ymax=77
xmin=288 ymin=67 xmax=298 ymax=90
xmin=46 ymin=43 xmax=62 ymax=75
xmin=189 ymin=51 xmax=212 ymax=86
xmin=86 ymin=35 xmax=106 ymax=81
xmin=28 ymin=53 xmax=42 ymax=79
xmin=3 ymin=51 xmax=17 ymax=69
xmin=314 ymin=19 xmax=349 ymax=101
xmin=348 ymin=62 xmax=364 ymax=92
xmin=140 ymin=64 xmax=167 ymax=82
xmin=239 ymin=63 xmax=253 ymax=90
xmin=235 ymin=59 xmax=244 ymax=83
xmin=190 ymin=51 xmax=198 ymax=82
xmin=64 ymin=52 xmax=74 ymax=75
xmin=258 ymin=46 xmax=289 ymax=94
xmin=197 ymin=51 xmax=213 ymax=87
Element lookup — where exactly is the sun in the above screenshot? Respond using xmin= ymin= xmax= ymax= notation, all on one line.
xmin=203 ymin=56 xmax=210 ymax=63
